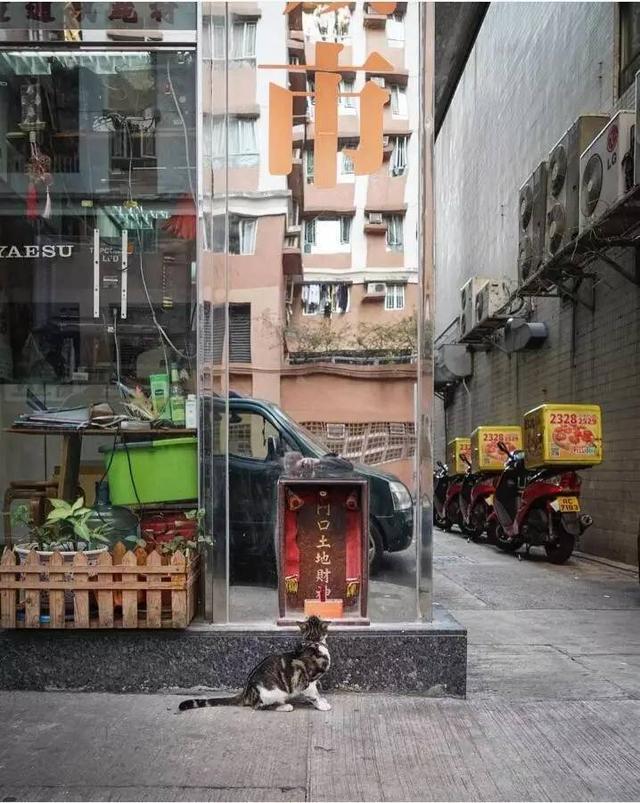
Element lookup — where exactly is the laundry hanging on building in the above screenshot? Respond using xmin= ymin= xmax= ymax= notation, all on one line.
xmin=301 ymin=283 xmax=350 ymax=315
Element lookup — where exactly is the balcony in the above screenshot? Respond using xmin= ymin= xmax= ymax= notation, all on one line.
xmin=363 ymin=10 xmax=387 ymax=29
xmin=283 ymin=233 xmax=302 ymax=276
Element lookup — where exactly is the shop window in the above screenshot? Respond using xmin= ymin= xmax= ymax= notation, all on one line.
xmin=390 ymin=85 xmax=408 ymax=118
xmin=620 ymin=4 xmax=640 ymax=94
xmin=390 ymin=136 xmax=408 ymax=176
xmin=301 ymin=283 xmax=350 ymax=315
xmin=229 ymin=412 xmax=280 ymax=460
xmin=303 ymin=217 xmax=351 ymax=253
xmin=385 ymin=215 xmax=404 ymax=251
xmin=209 ymin=116 xmax=259 ymax=167
xmin=385 ymin=284 xmax=405 ymax=311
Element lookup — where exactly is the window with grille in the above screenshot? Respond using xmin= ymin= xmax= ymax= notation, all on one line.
xmin=384 ymin=284 xmax=405 ymax=311
xmin=385 ymin=215 xmax=404 ymax=251
xmin=300 ymin=421 xmax=414 ymax=465
xmin=213 ymin=21 xmax=256 ymax=64
xmin=339 ymin=79 xmax=356 ymax=113
xmin=303 ymin=217 xmax=351 ymax=252
xmin=305 ymin=149 xmax=314 ymax=183
xmin=206 ymin=304 xmax=251 ymax=364
xmin=390 ymin=136 xmax=408 ymax=176
xmin=620 ymin=4 xmax=640 ymax=95
xmin=390 ymin=85 xmax=408 ymax=118
xmin=212 ymin=215 xmax=257 ymax=255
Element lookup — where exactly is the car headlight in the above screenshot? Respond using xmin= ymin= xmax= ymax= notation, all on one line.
xmin=389 ymin=481 xmax=412 ymax=511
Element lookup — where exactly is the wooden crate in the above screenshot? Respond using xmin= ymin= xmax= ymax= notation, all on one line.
xmin=0 ymin=542 xmax=199 ymax=629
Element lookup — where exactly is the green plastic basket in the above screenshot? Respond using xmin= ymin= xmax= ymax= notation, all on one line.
xmin=102 ymin=437 xmax=198 ymax=505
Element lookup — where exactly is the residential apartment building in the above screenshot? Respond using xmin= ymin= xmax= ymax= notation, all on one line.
xmin=434 ymin=3 xmax=640 ymax=564
xmin=202 ymin=1 xmax=420 ymax=488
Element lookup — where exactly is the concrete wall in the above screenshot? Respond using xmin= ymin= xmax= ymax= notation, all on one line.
xmin=435 ymin=3 xmax=640 ymax=565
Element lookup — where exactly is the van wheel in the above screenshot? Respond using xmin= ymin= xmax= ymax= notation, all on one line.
xmin=369 ymin=522 xmax=384 ymax=575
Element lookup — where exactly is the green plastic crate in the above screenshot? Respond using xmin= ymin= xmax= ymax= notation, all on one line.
xmin=102 ymin=437 xmax=198 ymax=505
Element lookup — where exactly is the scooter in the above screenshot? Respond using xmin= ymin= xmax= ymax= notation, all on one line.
xmin=442 ymin=465 xmax=467 ymax=534
xmin=458 ymin=453 xmax=483 ymax=539
xmin=433 ymin=461 xmax=452 ymax=530
xmin=487 ymin=441 xmax=593 ymax=564
xmin=459 ymin=454 xmax=498 ymax=542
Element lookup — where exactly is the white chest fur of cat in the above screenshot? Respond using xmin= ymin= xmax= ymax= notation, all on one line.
xmin=178 ymin=617 xmax=332 ymax=713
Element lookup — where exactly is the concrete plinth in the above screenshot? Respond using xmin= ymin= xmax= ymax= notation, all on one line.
xmin=0 ymin=610 xmax=467 ymax=696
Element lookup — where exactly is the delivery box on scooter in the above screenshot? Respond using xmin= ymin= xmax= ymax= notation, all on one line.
xmin=523 ymin=403 xmax=603 ymax=467
xmin=446 ymin=438 xmax=471 ymax=474
xmin=471 ymin=426 xmax=523 ymax=472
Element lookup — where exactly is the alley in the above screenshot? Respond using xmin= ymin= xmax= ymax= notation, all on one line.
xmin=1 ymin=534 xmax=639 ymax=802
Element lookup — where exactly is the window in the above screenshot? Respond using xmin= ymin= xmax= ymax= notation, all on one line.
xmin=339 ymin=80 xmax=356 ymax=113
xmin=212 ymin=21 xmax=256 ymax=63
xmin=304 ymin=217 xmax=352 ymax=252
xmin=386 ymin=13 xmax=405 ymax=47
xmin=209 ymin=303 xmax=251 ymax=363
xmin=210 ymin=117 xmax=258 ymax=166
xmin=301 ymin=283 xmax=350 ymax=315
xmin=386 ymin=215 xmax=404 ymax=250
xmin=619 ymin=4 xmax=640 ymax=94
xmin=341 ymin=150 xmax=355 ymax=176
xmin=306 ymin=77 xmax=315 ymax=119
xmin=390 ymin=85 xmax=408 ymax=118
xmin=212 ymin=216 xmax=257 ymax=255
xmin=390 ymin=136 xmax=408 ymax=177
xmin=304 ymin=7 xmax=351 ymax=42
xmin=385 ymin=284 xmax=405 ymax=311
xmin=229 ymin=412 xmax=280 ymax=459
xmin=305 ymin=149 xmax=314 ymax=182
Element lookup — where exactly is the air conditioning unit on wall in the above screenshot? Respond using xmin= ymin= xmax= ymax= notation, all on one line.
xmin=517 ymin=162 xmax=547 ymax=283
xmin=459 ymin=276 xmax=489 ymax=339
xmin=579 ymin=110 xmax=636 ymax=232
xmin=475 ymin=280 xmax=515 ymax=328
xmin=365 ymin=281 xmax=386 ymax=298
xmin=545 ymin=114 xmax=609 ymax=256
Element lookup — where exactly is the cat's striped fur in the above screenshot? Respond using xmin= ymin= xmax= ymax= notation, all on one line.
xmin=178 ymin=616 xmax=331 ymax=713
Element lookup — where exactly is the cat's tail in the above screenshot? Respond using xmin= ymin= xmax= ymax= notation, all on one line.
xmin=178 ymin=693 xmax=243 ymax=712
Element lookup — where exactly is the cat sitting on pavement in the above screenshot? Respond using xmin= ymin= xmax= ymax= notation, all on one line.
xmin=178 ymin=616 xmax=331 ymax=713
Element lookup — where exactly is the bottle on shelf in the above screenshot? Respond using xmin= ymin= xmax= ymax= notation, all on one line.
xmin=169 ymin=363 xmax=186 ymax=427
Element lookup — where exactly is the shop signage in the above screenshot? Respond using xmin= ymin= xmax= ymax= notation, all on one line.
xmin=262 ymin=2 xmax=400 ymax=189
xmin=0 ymin=244 xmax=74 ymax=258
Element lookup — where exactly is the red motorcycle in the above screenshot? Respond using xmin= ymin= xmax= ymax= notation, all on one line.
xmin=460 ymin=457 xmax=498 ymax=542
xmin=442 ymin=466 xmax=467 ymax=534
xmin=487 ymin=441 xmax=593 ymax=563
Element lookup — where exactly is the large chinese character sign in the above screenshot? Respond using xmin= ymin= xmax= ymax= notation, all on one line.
xmin=277 ymin=476 xmax=369 ymax=623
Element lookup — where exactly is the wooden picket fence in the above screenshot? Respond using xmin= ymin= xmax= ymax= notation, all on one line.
xmin=0 ymin=542 xmax=199 ymax=629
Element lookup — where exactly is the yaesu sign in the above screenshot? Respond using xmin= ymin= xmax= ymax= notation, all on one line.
xmin=0 ymin=244 xmax=75 ymax=259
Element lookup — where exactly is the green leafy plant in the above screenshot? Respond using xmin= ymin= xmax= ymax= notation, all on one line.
xmin=12 ymin=497 xmax=112 ymax=552
xmin=126 ymin=508 xmax=212 ymax=556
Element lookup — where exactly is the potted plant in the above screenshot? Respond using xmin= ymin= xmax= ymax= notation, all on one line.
xmin=12 ymin=497 xmax=112 ymax=565
xmin=128 ymin=508 xmax=211 ymax=556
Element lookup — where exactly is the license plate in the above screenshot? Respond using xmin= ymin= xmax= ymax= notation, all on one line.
xmin=485 ymin=495 xmax=494 ymax=507
xmin=551 ymin=496 xmax=580 ymax=513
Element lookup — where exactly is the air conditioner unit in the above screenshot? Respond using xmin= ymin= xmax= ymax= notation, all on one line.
xmin=365 ymin=281 xmax=386 ymax=297
xmin=459 ymin=276 xmax=489 ymax=339
xmin=474 ymin=280 xmax=515 ymax=328
xmin=545 ymin=115 xmax=609 ymax=256
xmin=579 ymin=110 xmax=635 ymax=232
xmin=367 ymin=212 xmax=383 ymax=224
xmin=517 ymin=162 xmax=547 ymax=283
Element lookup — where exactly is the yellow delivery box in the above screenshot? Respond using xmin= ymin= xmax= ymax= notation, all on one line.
xmin=523 ymin=403 xmax=602 ymax=468
xmin=446 ymin=438 xmax=471 ymax=474
xmin=471 ymin=425 xmax=523 ymax=472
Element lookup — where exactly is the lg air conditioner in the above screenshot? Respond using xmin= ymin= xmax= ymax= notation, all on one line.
xmin=579 ymin=111 xmax=635 ymax=232
xmin=459 ymin=276 xmax=489 ymax=339
xmin=517 ymin=162 xmax=547 ymax=283
xmin=474 ymin=280 xmax=515 ymax=329
xmin=545 ymin=115 xmax=609 ymax=256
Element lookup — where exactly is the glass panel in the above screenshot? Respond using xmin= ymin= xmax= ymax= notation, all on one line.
xmin=0 ymin=45 xmax=196 ymax=543
xmin=199 ymin=1 xmax=431 ymax=624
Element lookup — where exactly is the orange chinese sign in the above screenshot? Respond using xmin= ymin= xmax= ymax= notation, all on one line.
xmin=260 ymin=5 xmax=399 ymax=189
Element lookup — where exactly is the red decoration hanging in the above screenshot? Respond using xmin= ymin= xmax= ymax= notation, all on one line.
xmin=162 ymin=194 xmax=196 ymax=240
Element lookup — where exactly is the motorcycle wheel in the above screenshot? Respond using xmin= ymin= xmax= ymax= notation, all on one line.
xmin=448 ymin=497 xmax=463 ymax=534
xmin=433 ymin=511 xmax=452 ymax=531
xmin=545 ymin=522 xmax=575 ymax=564
xmin=468 ymin=500 xmax=489 ymax=542
xmin=495 ymin=525 xmax=522 ymax=553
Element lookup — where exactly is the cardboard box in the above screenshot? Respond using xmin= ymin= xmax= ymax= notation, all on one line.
xmin=471 ymin=426 xmax=523 ymax=472
xmin=524 ymin=403 xmax=602 ymax=468
xmin=446 ymin=437 xmax=471 ymax=474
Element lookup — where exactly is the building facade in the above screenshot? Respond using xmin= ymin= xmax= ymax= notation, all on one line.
xmin=434 ymin=3 xmax=640 ymax=565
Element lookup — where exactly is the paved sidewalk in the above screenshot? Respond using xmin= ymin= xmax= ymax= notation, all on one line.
xmin=1 ymin=533 xmax=639 ymax=802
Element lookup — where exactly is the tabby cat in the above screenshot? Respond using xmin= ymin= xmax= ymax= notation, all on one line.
xmin=178 ymin=616 xmax=331 ymax=713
